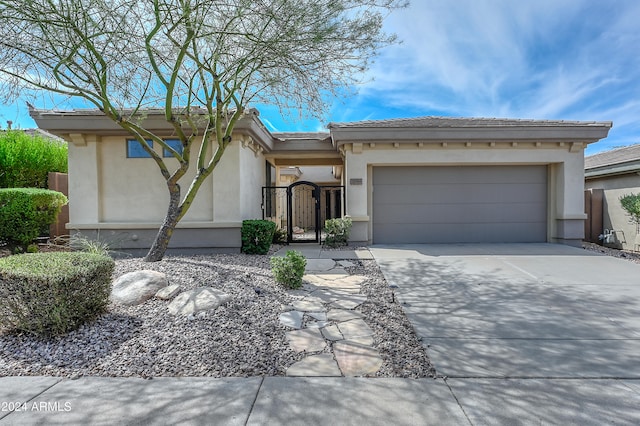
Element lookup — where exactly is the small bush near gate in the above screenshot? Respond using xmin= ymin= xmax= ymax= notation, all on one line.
xmin=241 ymin=220 xmax=277 ymax=254
xmin=271 ymin=250 xmax=306 ymax=289
xmin=0 ymin=252 xmax=114 ymax=336
xmin=0 ymin=188 xmax=68 ymax=246
xmin=272 ymin=227 xmax=288 ymax=244
xmin=324 ymin=216 xmax=352 ymax=248
xmin=620 ymin=193 xmax=640 ymax=224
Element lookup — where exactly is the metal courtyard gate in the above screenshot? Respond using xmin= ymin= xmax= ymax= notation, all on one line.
xmin=262 ymin=181 xmax=345 ymax=243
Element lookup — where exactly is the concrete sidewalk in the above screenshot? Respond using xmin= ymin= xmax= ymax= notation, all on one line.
xmin=3 ymin=376 xmax=640 ymax=425
xmin=0 ymin=376 xmax=467 ymax=425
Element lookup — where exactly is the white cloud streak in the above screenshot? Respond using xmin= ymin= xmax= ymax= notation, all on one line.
xmin=347 ymin=0 xmax=640 ymax=150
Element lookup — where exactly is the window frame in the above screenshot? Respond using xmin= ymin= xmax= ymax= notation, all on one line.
xmin=126 ymin=139 xmax=153 ymax=158
xmin=162 ymin=138 xmax=183 ymax=158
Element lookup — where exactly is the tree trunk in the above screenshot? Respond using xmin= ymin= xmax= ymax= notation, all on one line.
xmin=144 ymin=187 xmax=182 ymax=262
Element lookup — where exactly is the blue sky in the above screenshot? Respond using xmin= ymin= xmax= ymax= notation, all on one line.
xmin=262 ymin=0 xmax=640 ymax=155
xmin=2 ymin=0 xmax=638 ymax=155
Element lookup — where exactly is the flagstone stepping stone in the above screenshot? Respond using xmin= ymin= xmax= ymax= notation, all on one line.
xmin=334 ymin=340 xmax=383 ymax=377
xmin=309 ymin=289 xmax=351 ymax=303
xmin=288 ymin=290 xmax=310 ymax=299
xmin=286 ymin=354 xmax=342 ymax=377
xmin=155 ymin=284 xmax=181 ymax=300
xmin=317 ymin=267 xmax=348 ymax=275
xmin=306 ymin=320 xmax=330 ymax=329
xmin=321 ymin=324 xmax=344 ymax=341
xmin=348 ymin=335 xmax=375 ymax=346
xmin=286 ymin=328 xmax=326 ymax=353
xmin=279 ymin=310 xmax=304 ymax=329
xmin=316 ymin=275 xmax=367 ymax=294
xmin=303 ymin=274 xmax=345 ymax=287
xmin=307 ymin=312 xmax=327 ymax=321
xmin=337 ymin=260 xmax=356 ymax=268
xmin=333 ymin=275 xmax=368 ymax=286
xmin=331 ymin=294 xmax=368 ymax=310
xmin=337 ymin=319 xmax=374 ymax=339
xmin=305 ymin=259 xmax=337 ymax=273
xmin=167 ymin=287 xmax=231 ymax=316
xmin=327 ymin=309 xmax=364 ymax=322
xmin=313 ymin=271 xmax=350 ymax=285
xmin=292 ymin=299 xmax=325 ymax=312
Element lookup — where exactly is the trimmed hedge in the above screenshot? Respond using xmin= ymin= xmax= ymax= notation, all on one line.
xmin=0 ymin=188 xmax=68 ymax=245
xmin=0 ymin=252 xmax=114 ymax=336
xmin=0 ymin=130 xmax=67 ymax=188
xmin=241 ymin=220 xmax=276 ymax=254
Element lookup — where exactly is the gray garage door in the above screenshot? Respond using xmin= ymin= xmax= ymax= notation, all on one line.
xmin=372 ymin=165 xmax=547 ymax=244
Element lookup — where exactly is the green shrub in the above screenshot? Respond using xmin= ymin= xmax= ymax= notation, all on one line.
xmin=0 ymin=130 xmax=67 ymax=188
xmin=0 ymin=252 xmax=114 ymax=336
xmin=323 ymin=216 xmax=352 ymax=248
xmin=270 ymin=250 xmax=307 ymax=289
xmin=241 ymin=219 xmax=277 ymax=254
xmin=272 ymin=227 xmax=288 ymax=244
xmin=0 ymin=188 xmax=68 ymax=245
xmin=620 ymin=193 xmax=640 ymax=224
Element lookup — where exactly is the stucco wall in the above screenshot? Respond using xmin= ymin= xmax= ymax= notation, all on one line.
xmin=585 ymin=174 xmax=640 ymax=251
xmin=98 ymin=136 xmax=213 ymax=223
xmin=239 ymin=143 xmax=266 ymax=220
xmin=343 ymin=143 xmax=587 ymax=245
xmin=67 ymin=135 xmax=265 ymax=250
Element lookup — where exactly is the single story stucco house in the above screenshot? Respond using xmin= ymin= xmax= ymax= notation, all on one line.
xmin=585 ymin=144 xmax=640 ymax=251
xmin=30 ymin=108 xmax=612 ymax=251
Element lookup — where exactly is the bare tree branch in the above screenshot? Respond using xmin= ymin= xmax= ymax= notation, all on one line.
xmin=0 ymin=0 xmax=405 ymax=260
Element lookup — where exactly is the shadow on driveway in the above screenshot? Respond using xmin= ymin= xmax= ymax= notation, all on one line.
xmin=371 ymin=244 xmax=640 ymax=379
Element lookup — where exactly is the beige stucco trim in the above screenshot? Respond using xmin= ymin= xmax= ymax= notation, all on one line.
xmin=558 ymin=213 xmax=589 ymax=220
xmin=347 ymin=216 xmax=369 ymax=222
xmin=67 ymin=222 xmax=242 ymax=230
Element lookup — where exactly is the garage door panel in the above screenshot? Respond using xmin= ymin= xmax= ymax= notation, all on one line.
xmin=374 ymin=202 xmax=546 ymax=224
xmin=374 ymin=165 xmax=546 ymax=185
xmin=372 ymin=166 xmax=547 ymax=244
xmin=374 ymin=222 xmax=547 ymax=244
xmin=374 ymin=183 xmax=546 ymax=205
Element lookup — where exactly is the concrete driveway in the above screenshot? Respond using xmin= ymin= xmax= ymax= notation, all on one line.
xmin=371 ymin=243 xmax=640 ymax=424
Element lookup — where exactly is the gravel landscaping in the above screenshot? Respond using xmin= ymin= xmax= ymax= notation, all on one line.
xmin=0 ymin=251 xmax=435 ymax=379
xmin=582 ymin=242 xmax=640 ymax=264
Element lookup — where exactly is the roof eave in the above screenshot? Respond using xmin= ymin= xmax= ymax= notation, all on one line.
xmin=585 ymin=162 xmax=640 ymax=179
xmin=330 ymin=124 xmax=612 ymax=147
xmin=29 ymin=108 xmax=275 ymax=152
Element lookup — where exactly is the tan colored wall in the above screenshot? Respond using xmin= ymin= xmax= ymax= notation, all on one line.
xmin=585 ymin=174 xmax=640 ymax=251
xmin=98 ymin=136 xmax=213 ymax=222
xmin=343 ymin=143 xmax=587 ymax=245
xmin=239 ymin=143 xmax=266 ymax=220
xmin=66 ymin=135 xmax=265 ymax=250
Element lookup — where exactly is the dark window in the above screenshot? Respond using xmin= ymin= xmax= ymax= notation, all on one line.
xmin=127 ymin=139 xmax=153 ymax=158
xmin=163 ymin=139 xmax=183 ymax=157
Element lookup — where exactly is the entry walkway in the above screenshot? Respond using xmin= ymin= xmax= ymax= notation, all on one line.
xmin=272 ymin=243 xmax=374 ymax=260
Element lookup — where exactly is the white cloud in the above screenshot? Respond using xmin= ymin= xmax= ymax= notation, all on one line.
xmin=343 ymin=0 xmax=640 ymax=149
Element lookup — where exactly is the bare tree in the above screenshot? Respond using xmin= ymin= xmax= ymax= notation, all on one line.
xmin=0 ymin=0 xmax=405 ymax=261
